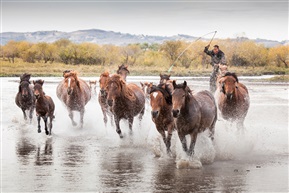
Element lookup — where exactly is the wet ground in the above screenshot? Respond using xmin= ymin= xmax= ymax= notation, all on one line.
xmin=1 ymin=76 xmax=288 ymax=192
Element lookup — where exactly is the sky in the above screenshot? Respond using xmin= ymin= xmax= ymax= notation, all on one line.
xmin=1 ymin=0 xmax=288 ymax=41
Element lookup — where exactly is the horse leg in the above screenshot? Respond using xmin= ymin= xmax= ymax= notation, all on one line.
xmin=79 ymin=108 xmax=85 ymax=129
xmin=114 ymin=117 xmax=123 ymax=138
xmin=101 ymin=107 xmax=108 ymax=126
xmin=237 ymin=118 xmax=245 ymax=134
xmin=48 ymin=116 xmax=53 ymax=135
xmin=43 ymin=116 xmax=49 ymax=135
xmin=37 ymin=115 xmax=41 ymax=133
xmin=22 ymin=107 xmax=27 ymax=120
xmin=188 ymin=132 xmax=198 ymax=157
xmin=209 ymin=115 xmax=217 ymax=141
xmin=178 ymin=132 xmax=188 ymax=154
xmin=29 ymin=107 xmax=34 ymax=123
xmin=138 ymin=107 xmax=145 ymax=128
xmin=68 ymin=109 xmax=77 ymax=126
xmin=166 ymin=124 xmax=174 ymax=155
xmin=128 ymin=117 xmax=134 ymax=135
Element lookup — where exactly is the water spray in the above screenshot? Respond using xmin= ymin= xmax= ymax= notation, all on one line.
xmin=168 ymin=31 xmax=217 ymax=73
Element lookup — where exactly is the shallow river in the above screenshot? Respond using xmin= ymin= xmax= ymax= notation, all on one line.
xmin=1 ymin=76 xmax=288 ymax=192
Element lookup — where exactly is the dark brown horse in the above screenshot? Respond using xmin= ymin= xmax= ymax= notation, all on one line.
xmin=215 ymin=72 xmax=250 ymax=130
xmin=15 ymin=73 xmax=35 ymax=122
xmin=159 ymin=73 xmax=171 ymax=84
xmin=56 ymin=70 xmax=91 ymax=128
xmin=117 ymin=64 xmax=130 ymax=82
xmin=98 ymin=71 xmax=113 ymax=126
xmin=172 ymin=81 xmax=217 ymax=157
xmin=150 ymin=84 xmax=174 ymax=154
xmin=33 ymin=80 xmax=55 ymax=135
xmin=106 ymin=74 xmax=145 ymax=138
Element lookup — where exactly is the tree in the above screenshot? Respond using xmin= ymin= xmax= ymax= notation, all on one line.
xmin=2 ymin=40 xmax=19 ymax=63
xmin=268 ymin=45 xmax=289 ymax=68
xmin=121 ymin=44 xmax=142 ymax=65
xmin=160 ymin=40 xmax=183 ymax=66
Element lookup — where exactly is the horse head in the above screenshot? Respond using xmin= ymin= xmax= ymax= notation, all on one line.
xmin=99 ymin=71 xmax=110 ymax=96
xmin=172 ymin=80 xmax=191 ymax=118
xmin=117 ymin=64 xmax=130 ymax=81
xmin=140 ymin=82 xmax=154 ymax=97
xmin=149 ymin=84 xmax=172 ymax=119
xmin=106 ymin=74 xmax=124 ymax=107
xmin=159 ymin=73 xmax=171 ymax=84
xmin=219 ymin=72 xmax=239 ymax=100
xmin=63 ymin=70 xmax=80 ymax=95
xmin=19 ymin=80 xmax=31 ymax=99
xmin=33 ymin=80 xmax=45 ymax=99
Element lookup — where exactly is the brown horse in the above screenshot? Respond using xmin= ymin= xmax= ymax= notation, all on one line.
xmin=172 ymin=81 xmax=217 ymax=157
xmin=117 ymin=64 xmax=130 ymax=81
xmin=15 ymin=73 xmax=35 ymax=122
xmin=33 ymin=80 xmax=55 ymax=135
xmin=150 ymin=84 xmax=174 ymax=154
xmin=215 ymin=72 xmax=250 ymax=130
xmin=159 ymin=73 xmax=171 ymax=84
xmin=56 ymin=70 xmax=91 ymax=128
xmin=106 ymin=74 xmax=145 ymax=138
xmin=98 ymin=71 xmax=114 ymax=126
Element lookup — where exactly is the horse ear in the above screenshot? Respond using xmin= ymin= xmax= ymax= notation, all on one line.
xmin=40 ymin=80 xmax=44 ymax=86
xmin=173 ymin=80 xmax=177 ymax=89
xmin=33 ymin=80 xmax=36 ymax=85
xmin=183 ymin=81 xmax=187 ymax=89
xmin=140 ymin=82 xmax=144 ymax=87
xmin=168 ymin=74 xmax=171 ymax=78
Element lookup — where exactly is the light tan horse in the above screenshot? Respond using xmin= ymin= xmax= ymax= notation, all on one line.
xmin=56 ymin=70 xmax=91 ymax=128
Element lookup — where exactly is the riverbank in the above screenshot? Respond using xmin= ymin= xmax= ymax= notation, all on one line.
xmin=1 ymin=60 xmax=288 ymax=81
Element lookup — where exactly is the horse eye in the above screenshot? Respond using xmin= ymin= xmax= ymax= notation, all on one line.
xmin=182 ymin=95 xmax=185 ymax=98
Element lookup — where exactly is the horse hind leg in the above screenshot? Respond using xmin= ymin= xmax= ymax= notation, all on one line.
xmin=43 ymin=116 xmax=49 ymax=135
xmin=48 ymin=116 xmax=53 ymax=135
xmin=22 ymin=108 xmax=27 ymax=121
xmin=128 ymin=117 xmax=134 ymax=135
xmin=37 ymin=115 xmax=41 ymax=133
xmin=79 ymin=109 xmax=85 ymax=129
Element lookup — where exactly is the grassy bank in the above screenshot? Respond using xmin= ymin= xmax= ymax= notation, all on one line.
xmin=1 ymin=59 xmax=288 ymax=78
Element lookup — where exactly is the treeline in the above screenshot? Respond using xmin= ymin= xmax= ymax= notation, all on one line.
xmin=1 ymin=39 xmax=288 ymax=68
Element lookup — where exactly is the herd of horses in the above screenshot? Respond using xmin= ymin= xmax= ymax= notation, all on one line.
xmin=15 ymin=64 xmax=250 ymax=157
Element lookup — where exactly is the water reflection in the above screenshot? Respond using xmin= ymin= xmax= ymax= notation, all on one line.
xmin=16 ymin=136 xmax=36 ymax=165
xmin=35 ymin=138 xmax=53 ymax=166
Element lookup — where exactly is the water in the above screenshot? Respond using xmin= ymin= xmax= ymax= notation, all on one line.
xmin=1 ymin=76 xmax=288 ymax=192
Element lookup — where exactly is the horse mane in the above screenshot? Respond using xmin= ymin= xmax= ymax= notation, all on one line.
xmin=150 ymin=83 xmax=172 ymax=105
xmin=63 ymin=70 xmax=81 ymax=89
xmin=173 ymin=81 xmax=193 ymax=95
xmin=117 ymin=64 xmax=130 ymax=74
xmin=160 ymin=73 xmax=171 ymax=80
xmin=110 ymin=74 xmax=135 ymax=101
xmin=224 ymin=72 xmax=239 ymax=83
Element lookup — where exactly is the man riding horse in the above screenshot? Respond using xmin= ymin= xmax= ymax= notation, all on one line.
xmin=204 ymin=44 xmax=227 ymax=93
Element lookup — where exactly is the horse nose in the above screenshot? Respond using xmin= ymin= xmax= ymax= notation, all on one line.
xmin=107 ymin=99 xmax=113 ymax=106
xmin=67 ymin=88 xmax=72 ymax=95
xmin=151 ymin=111 xmax=159 ymax=118
xmin=35 ymin=94 xmax=39 ymax=99
xmin=100 ymin=89 xmax=106 ymax=95
xmin=172 ymin=109 xmax=180 ymax=118
xmin=226 ymin=93 xmax=233 ymax=100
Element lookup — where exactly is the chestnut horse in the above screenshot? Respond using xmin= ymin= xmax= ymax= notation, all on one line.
xmin=56 ymin=70 xmax=91 ymax=128
xmin=117 ymin=64 xmax=130 ymax=81
xmin=98 ymin=71 xmax=114 ymax=126
xmin=172 ymin=81 xmax=217 ymax=157
xmin=15 ymin=73 xmax=35 ymax=122
xmin=140 ymin=82 xmax=154 ymax=99
xmin=215 ymin=72 xmax=250 ymax=130
xmin=106 ymin=74 xmax=145 ymax=138
xmin=33 ymin=80 xmax=55 ymax=135
xmin=150 ymin=84 xmax=174 ymax=154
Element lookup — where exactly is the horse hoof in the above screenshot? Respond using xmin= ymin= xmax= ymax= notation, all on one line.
xmin=72 ymin=122 xmax=77 ymax=126
xmin=119 ymin=134 xmax=124 ymax=139
xmin=45 ymin=131 xmax=49 ymax=135
xmin=38 ymin=130 xmax=41 ymax=133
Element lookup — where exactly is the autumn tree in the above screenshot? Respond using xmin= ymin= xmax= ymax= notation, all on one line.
xmin=121 ymin=44 xmax=142 ymax=65
xmin=2 ymin=40 xmax=20 ymax=63
xmin=268 ymin=45 xmax=289 ymax=68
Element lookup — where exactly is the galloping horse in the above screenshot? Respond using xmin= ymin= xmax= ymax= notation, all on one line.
xmin=15 ymin=73 xmax=35 ymax=122
xmin=88 ymin=80 xmax=97 ymax=94
xmin=172 ymin=81 xmax=217 ymax=157
xmin=98 ymin=71 xmax=113 ymax=126
xmin=215 ymin=72 xmax=250 ymax=130
xmin=117 ymin=64 xmax=130 ymax=81
xmin=56 ymin=70 xmax=91 ymax=128
xmin=33 ymin=80 xmax=55 ymax=135
xmin=140 ymin=82 xmax=154 ymax=99
xmin=159 ymin=73 xmax=171 ymax=84
xmin=150 ymin=84 xmax=174 ymax=154
xmin=106 ymin=74 xmax=145 ymax=138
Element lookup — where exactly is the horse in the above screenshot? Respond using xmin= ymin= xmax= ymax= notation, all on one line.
xmin=159 ymin=73 xmax=171 ymax=84
xmin=215 ymin=72 xmax=250 ymax=131
xmin=98 ymin=71 xmax=114 ymax=126
xmin=106 ymin=74 xmax=145 ymax=138
xmin=88 ymin=80 xmax=97 ymax=94
xmin=56 ymin=70 xmax=91 ymax=128
xmin=172 ymin=80 xmax=217 ymax=157
xmin=15 ymin=73 xmax=35 ymax=122
xmin=140 ymin=82 xmax=154 ymax=99
xmin=149 ymin=83 xmax=174 ymax=154
xmin=33 ymin=80 xmax=55 ymax=135
xmin=117 ymin=64 xmax=130 ymax=82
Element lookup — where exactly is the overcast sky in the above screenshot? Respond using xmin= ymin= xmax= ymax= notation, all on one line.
xmin=1 ymin=0 xmax=288 ymax=41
